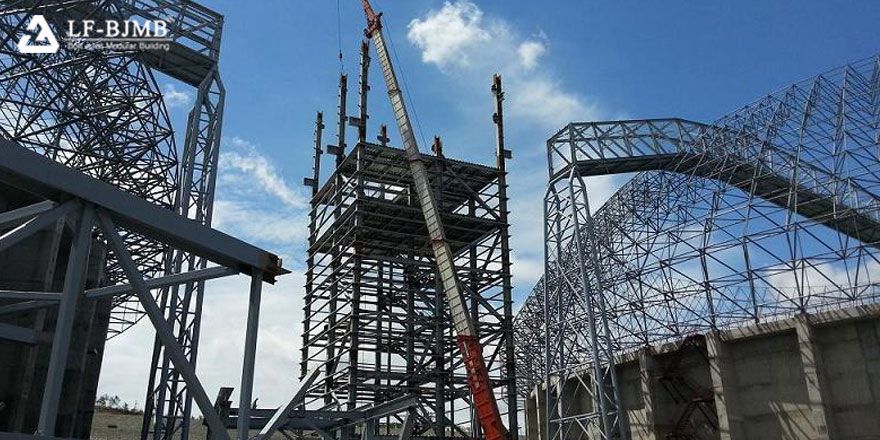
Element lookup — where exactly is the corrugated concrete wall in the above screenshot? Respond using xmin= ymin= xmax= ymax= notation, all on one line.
xmin=525 ymin=305 xmax=880 ymax=440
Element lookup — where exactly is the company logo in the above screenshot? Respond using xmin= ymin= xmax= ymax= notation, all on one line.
xmin=16 ymin=15 xmax=171 ymax=54
xmin=17 ymin=15 xmax=60 ymax=54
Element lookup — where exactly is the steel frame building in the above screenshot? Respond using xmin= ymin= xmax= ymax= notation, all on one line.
xmin=0 ymin=1 xmax=225 ymax=438
xmin=515 ymin=55 xmax=880 ymax=439
xmin=299 ymin=43 xmax=517 ymax=440
xmin=0 ymin=141 xmax=285 ymax=439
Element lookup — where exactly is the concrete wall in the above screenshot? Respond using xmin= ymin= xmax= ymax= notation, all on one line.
xmin=525 ymin=305 xmax=880 ymax=440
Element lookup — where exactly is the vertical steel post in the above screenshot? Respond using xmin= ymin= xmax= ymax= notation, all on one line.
xmin=238 ymin=269 xmax=264 ymax=440
xmin=301 ymin=112 xmax=324 ymax=379
xmin=492 ymin=74 xmax=518 ymax=436
xmin=36 ymin=203 xmax=93 ymax=436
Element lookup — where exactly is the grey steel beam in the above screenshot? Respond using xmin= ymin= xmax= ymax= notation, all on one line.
xmin=96 ymin=211 xmax=231 ymax=440
xmin=0 ymin=140 xmax=285 ymax=281
xmin=0 ymin=322 xmax=37 ymax=344
xmin=0 ymin=291 xmax=60 ymax=301
xmin=0 ymin=200 xmax=79 ymax=254
xmin=0 ymin=200 xmax=55 ymax=229
xmin=84 ymin=266 xmax=236 ymax=299
xmin=0 ymin=301 xmax=55 ymax=316
xmin=237 ymin=269 xmax=263 ymax=440
xmin=397 ymin=411 xmax=414 ymax=440
xmin=255 ymin=368 xmax=322 ymax=440
xmin=36 ymin=204 xmax=94 ymax=435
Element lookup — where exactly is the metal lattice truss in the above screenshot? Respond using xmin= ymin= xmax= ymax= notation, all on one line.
xmin=0 ymin=2 xmax=225 ymax=439
xmin=514 ymin=55 xmax=880 ymax=439
xmin=0 ymin=0 xmax=180 ymax=328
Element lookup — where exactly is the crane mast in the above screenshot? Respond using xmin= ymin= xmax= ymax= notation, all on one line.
xmin=358 ymin=2 xmax=509 ymax=440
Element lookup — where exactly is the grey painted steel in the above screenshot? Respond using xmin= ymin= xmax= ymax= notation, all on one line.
xmin=0 ymin=3 xmax=230 ymax=438
xmin=0 ymin=322 xmax=37 ymax=344
xmin=36 ymin=204 xmax=94 ymax=435
xmin=0 ymin=291 xmax=60 ymax=301
xmin=85 ymin=266 xmax=237 ymax=299
xmin=547 ymin=118 xmax=880 ymax=244
xmin=237 ymin=269 xmax=263 ymax=440
xmin=302 ymin=59 xmax=516 ymax=438
xmin=516 ymin=55 xmax=880 ymax=440
xmin=0 ymin=201 xmax=80 ymax=254
xmin=0 ymin=201 xmax=55 ymax=230
xmin=255 ymin=368 xmax=322 ymax=440
xmin=0 ymin=301 xmax=56 ymax=316
xmin=0 ymin=141 xmax=284 ymax=281
xmin=96 ymin=211 xmax=231 ymax=440
xmin=397 ymin=411 xmax=414 ymax=440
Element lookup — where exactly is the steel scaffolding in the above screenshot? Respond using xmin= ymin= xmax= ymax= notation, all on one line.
xmin=300 ymin=55 xmax=517 ymax=439
xmin=515 ymin=55 xmax=880 ymax=439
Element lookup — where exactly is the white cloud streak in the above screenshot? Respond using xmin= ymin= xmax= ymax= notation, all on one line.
xmin=407 ymin=1 xmax=490 ymax=68
xmin=407 ymin=1 xmax=601 ymax=129
xmin=219 ymin=137 xmax=307 ymax=209
xmin=407 ymin=1 xmax=616 ymax=291
xmin=161 ymin=83 xmax=192 ymax=109
xmin=517 ymin=40 xmax=546 ymax=70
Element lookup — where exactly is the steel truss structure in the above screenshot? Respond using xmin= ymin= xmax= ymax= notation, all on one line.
xmin=515 ymin=55 xmax=880 ymax=439
xmin=0 ymin=141 xmax=285 ymax=439
xmin=300 ymin=45 xmax=517 ymax=440
xmin=0 ymin=1 xmax=226 ymax=438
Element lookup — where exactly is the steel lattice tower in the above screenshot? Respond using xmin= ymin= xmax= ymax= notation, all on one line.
xmin=515 ymin=55 xmax=880 ymax=439
xmin=0 ymin=1 xmax=225 ymax=439
xmin=300 ymin=45 xmax=517 ymax=439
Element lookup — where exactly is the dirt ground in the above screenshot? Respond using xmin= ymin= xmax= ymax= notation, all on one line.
xmin=89 ymin=409 xmax=286 ymax=440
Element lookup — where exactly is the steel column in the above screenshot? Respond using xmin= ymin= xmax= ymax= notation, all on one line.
xmin=36 ymin=204 xmax=94 ymax=435
xmin=237 ymin=269 xmax=264 ymax=440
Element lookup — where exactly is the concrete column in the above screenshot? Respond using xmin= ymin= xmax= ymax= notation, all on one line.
xmin=637 ymin=349 xmax=659 ymax=440
xmin=795 ymin=315 xmax=834 ymax=440
xmin=706 ymin=331 xmax=742 ymax=440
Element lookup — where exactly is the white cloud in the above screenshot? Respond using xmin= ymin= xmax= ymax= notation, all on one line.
xmin=101 ymin=272 xmax=306 ymax=413
xmin=406 ymin=1 xmax=619 ymax=301
xmin=161 ymin=83 xmax=192 ymax=109
xmin=517 ymin=40 xmax=545 ymax=70
xmin=509 ymin=77 xmax=599 ymax=128
xmin=406 ymin=1 xmax=599 ymax=129
xmin=219 ymin=137 xmax=307 ymax=209
xmin=213 ymin=199 xmax=307 ymax=249
xmin=99 ymin=136 xmax=310 ymax=412
xmin=407 ymin=1 xmax=490 ymax=68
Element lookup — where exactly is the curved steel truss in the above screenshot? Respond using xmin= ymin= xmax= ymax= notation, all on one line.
xmin=514 ymin=55 xmax=880 ymax=439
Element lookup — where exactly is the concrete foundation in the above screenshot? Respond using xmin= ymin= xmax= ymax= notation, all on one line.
xmin=526 ymin=305 xmax=880 ymax=440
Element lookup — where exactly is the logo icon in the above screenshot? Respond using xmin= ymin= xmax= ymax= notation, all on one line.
xmin=17 ymin=15 xmax=60 ymax=54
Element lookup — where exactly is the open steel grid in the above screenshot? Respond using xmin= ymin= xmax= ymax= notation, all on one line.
xmin=514 ymin=55 xmax=880 ymax=439
xmin=300 ymin=60 xmax=516 ymax=438
xmin=0 ymin=1 xmax=226 ymax=439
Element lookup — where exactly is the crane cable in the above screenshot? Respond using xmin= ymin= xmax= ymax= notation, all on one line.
xmin=336 ymin=0 xmax=344 ymax=72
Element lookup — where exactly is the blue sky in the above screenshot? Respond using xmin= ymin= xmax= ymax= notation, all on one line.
xmin=99 ymin=0 xmax=879 ymax=414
